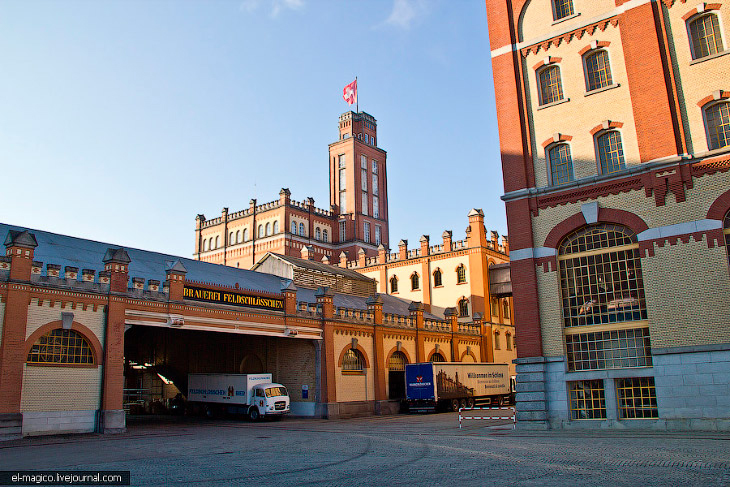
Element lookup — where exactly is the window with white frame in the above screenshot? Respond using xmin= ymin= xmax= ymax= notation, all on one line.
xmin=688 ymin=12 xmax=725 ymax=60
xmin=362 ymin=192 xmax=368 ymax=216
xmin=373 ymin=196 xmax=379 ymax=219
xmin=339 ymin=191 xmax=347 ymax=213
xmin=323 ymin=229 xmax=329 ymax=243
xmin=299 ymin=222 xmax=305 ymax=236
xmin=375 ymin=225 xmax=381 ymax=246
xmin=364 ymin=222 xmax=370 ymax=243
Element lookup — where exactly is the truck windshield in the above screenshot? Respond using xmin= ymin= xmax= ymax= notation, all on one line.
xmin=265 ymin=386 xmax=287 ymax=398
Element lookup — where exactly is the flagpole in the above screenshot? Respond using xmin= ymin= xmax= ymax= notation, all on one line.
xmin=356 ymin=76 xmax=358 ymax=113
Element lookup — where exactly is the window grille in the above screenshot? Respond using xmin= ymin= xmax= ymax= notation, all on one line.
xmin=27 ymin=329 xmax=94 ymax=365
xmin=411 ymin=273 xmax=420 ymax=291
xmin=430 ymin=353 xmax=446 ymax=363
xmin=569 ymin=380 xmax=606 ymax=420
xmin=689 ymin=14 xmax=724 ymax=59
xmin=548 ymin=143 xmax=574 ymax=185
xmin=566 ymin=327 xmax=652 ymax=371
xmin=706 ymin=102 xmax=730 ymax=150
xmin=458 ymin=298 xmax=469 ymax=317
xmin=552 ymin=0 xmax=574 ymax=20
xmin=340 ymin=221 xmax=347 ymax=242
xmin=585 ymin=50 xmax=613 ymax=91
xmin=539 ymin=66 xmax=564 ymax=105
xmin=616 ymin=377 xmax=658 ymax=419
xmin=390 ymin=276 xmax=398 ymax=293
xmin=597 ymin=131 xmax=625 ymax=175
xmin=456 ymin=264 xmax=466 ymax=283
xmin=433 ymin=269 xmax=443 ymax=287
xmin=388 ymin=351 xmax=407 ymax=371
xmin=343 ymin=349 xmax=364 ymax=371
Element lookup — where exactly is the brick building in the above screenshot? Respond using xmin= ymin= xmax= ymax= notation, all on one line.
xmin=485 ymin=0 xmax=730 ymax=429
xmin=194 ymin=111 xmax=389 ymax=268
xmin=0 ymin=223 xmax=489 ymax=440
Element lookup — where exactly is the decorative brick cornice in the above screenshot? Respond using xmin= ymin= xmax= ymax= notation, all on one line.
xmin=530 ymin=176 xmax=644 ymax=215
xmin=691 ymin=153 xmax=730 ymax=178
xmin=682 ymin=3 xmax=722 ymax=21
xmin=579 ymin=41 xmax=611 ymax=56
xmin=520 ymin=18 xmax=619 ymax=57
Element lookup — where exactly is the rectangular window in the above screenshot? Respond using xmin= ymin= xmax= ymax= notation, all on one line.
xmin=361 ymin=155 xmax=367 ymax=168
xmin=372 ymin=174 xmax=378 ymax=196
xmin=616 ymin=377 xmax=658 ymax=419
xmin=339 ymin=191 xmax=347 ymax=213
xmin=338 ymin=154 xmax=346 ymax=168
xmin=339 ymin=168 xmax=346 ymax=190
xmin=373 ymin=196 xmax=379 ymax=218
xmin=375 ymin=226 xmax=381 ymax=246
xmin=569 ymin=380 xmax=606 ymax=420
xmin=339 ymin=221 xmax=346 ymax=242
xmin=364 ymin=222 xmax=370 ymax=243
xmin=565 ymin=328 xmax=652 ymax=371
xmin=364 ymin=134 xmax=369 ymax=143
xmin=362 ymin=192 xmax=368 ymax=216
xmin=372 ymin=160 xmax=378 ymax=173
xmin=361 ymin=168 xmax=367 ymax=191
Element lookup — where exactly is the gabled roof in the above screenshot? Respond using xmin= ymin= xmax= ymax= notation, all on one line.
xmin=253 ymin=252 xmax=375 ymax=283
xmin=0 ymin=223 xmax=288 ymax=294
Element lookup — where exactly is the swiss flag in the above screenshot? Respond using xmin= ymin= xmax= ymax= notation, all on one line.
xmin=343 ymin=79 xmax=357 ymax=105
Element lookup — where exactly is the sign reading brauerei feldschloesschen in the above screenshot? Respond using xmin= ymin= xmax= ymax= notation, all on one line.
xmin=183 ymin=285 xmax=284 ymax=311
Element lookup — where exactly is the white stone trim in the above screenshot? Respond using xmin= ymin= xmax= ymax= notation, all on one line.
xmin=510 ymin=247 xmax=557 ymax=261
xmin=637 ymin=219 xmax=722 ymax=241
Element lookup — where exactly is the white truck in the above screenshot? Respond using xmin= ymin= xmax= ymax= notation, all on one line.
xmin=187 ymin=373 xmax=290 ymax=420
xmin=405 ymin=362 xmax=513 ymax=412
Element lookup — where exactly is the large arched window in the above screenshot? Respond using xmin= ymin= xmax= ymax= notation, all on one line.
xmin=705 ymin=101 xmax=730 ymax=150
xmin=390 ymin=276 xmax=398 ymax=293
xmin=388 ymin=351 xmax=407 ymax=371
xmin=552 ymin=0 xmax=574 ymax=21
xmin=342 ymin=349 xmax=364 ymax=371
xmin=243 ymin=228 xmax=249 ymax=242
xmin=596 ymin=131 xmax=625 ymax=175
xmin=411 ymin=272 xmax=420 ymax=291
xmin=430 ymin=352 xmax=446 ymax=363
xmin=538 ymin=65 xmax=564 ymax=106
xmin=584 ymin=50 xmax=613 ymax=92
xmin=688 ymin=13 xmax=724 ymax=60
xmin=548 ymin=143 xmax=574 ymax=186
xmin=433 ymin=268 xmax=443 ymax=287
xmin=273 ymin=221 xmax=279 ymax=234
xmin=27 ymin=329 xmax=95 ymax=365
xmin=558 ymin=224 xmax=651 ymax=371
xmin=456 ymin=264 xmax=467 ymax=284
xmin=458 ymin=298 xmax=469 ymax=317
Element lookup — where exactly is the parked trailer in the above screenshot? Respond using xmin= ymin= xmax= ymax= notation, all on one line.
xmin=405 ymin=362 xmax=513 ymax=412
xmin=187 ymin=373 xmax=290 ymax=420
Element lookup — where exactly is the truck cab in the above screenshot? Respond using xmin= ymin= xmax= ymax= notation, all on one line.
xmin=249 ymin=383 xmax=290 ymax=420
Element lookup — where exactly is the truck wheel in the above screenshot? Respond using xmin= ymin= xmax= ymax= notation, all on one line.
xmin=451 ymin=399 xmax=460 ymax=412
xmin=466 ymin=398 xmax=474 ymax=408
xmin=459 ymin=399 xmax=467 ymax=410
xmin=249 ymin=407 xmax=260 ymax=421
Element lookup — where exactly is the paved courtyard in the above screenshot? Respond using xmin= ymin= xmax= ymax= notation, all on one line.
xmin=1 ymin=413 xmax=729 ymax=486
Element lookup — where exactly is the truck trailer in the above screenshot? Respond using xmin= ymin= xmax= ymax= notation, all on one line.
xmin=405 ymin=362 xmax=513 ymax=412
xmin=187 ymin=373 xmax=290 ymax=420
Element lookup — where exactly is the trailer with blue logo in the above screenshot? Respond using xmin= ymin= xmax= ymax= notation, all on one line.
xmin=405 ymin=363 xmax=512 ymax=412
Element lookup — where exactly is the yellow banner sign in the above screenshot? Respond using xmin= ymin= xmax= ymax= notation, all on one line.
xmin=183 ymin=285 xmax=284 ymax=311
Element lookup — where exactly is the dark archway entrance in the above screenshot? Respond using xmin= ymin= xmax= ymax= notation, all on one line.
xmin=388 ymin=351 xmax=408 ymax=399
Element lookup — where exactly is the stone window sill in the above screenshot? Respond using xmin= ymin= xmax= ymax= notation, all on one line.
xmin=552 ymin=12 xmax=580 ymax=25
xmin=689 ymin=49 xmax=730 ymax=66
xmin=537 ymin=98 xmax=570 ymax=110
xmin=585 ymin=83 xmax=621 ymax=97
xmin=341 ymin=370 xmax=365 ymax=376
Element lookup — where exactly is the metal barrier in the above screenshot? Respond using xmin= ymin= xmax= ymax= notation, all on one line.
xmin=458 ymin=407 xmax=516 ymax=429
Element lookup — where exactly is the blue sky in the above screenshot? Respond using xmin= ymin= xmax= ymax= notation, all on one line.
xmin=0 ymin=0 xmax=504 ymax=258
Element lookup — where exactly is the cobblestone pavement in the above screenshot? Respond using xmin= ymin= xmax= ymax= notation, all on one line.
xmin=1 ymin=413 xmax=729 ymax=486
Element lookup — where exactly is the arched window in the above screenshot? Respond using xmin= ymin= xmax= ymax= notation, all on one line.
xmin=491 ymin=297 xmax=499 ymax=317
xmin=388 ymin=351 xmax=407 ymax=371
xmin=494 ymin=331 xmax=501 ymax=350
xmin=236 ymin=230 xmax=241 ymax=244
xmin=430 ymin=352 xmax=446 ymax=363
xmin=323 ymin=229 xmax=329 ymax=242
xmin=299 ymin=223 xmax=305 ymax=236
xmin=552 ymin=0 xmax=574 ymax=20
xmin=724 ymin=210 xmax=730 ymax=265
xmin=27 ymin=329 xmax=95 ymax=365
xmin=316 ymin=228 xmax=321 ymax=240
xmin=258 ymin=225 xmax=264 ymax=238
xmin=559 ymin=224 xmax=651 ymax=371
xmin=584 ymin=50 xmax=613 ymax=92
xmin=390 ymin=276 xmax=398 ymax=293
xmin=342 ymin=348 xmax=364 ymax=371
xmin=411 ymin=273 xmax=420 ymax=291
xmin=273 ymin=221 xmax=279 ymax=234
xmin=243 ymin=228 xmax=249 ymax=242
xmin=506 ymin=333 xmax=513 ymax=351
xmin=265 ymin=222 xmax=271 ymax=236
xmin=433 ymin=269 xmax=443 ymax=287
xmin=705 ymin=101 xmax=730 ymax=150
xmin=202 ymin=239 xmax=208 ymax=252
xmin=548 ymin=143 xmax=574 ymax=185
xmin=503 ymin=299 xmax=511 ymax=319
xmin=208 ymin=237 xmax=214 ymax=250
xmin=597 ymin=131 xmax=625 ymax=175
xmin=215 ymin=236 xmax=220 ymax=248
xmin=538 ymin=65 xmax=564 ymax=105
xmin=458 ymin=298 xmax=469 ymax=317
xmin=291 ymin=221 xmax=297 ymax=235
xmin=229 ymin=232 xmax=234 ymax=245
xmin=688 ymin=13 xmax=724 ymax=60
xmin=456 ymin=264 xmax=467 ymax=284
